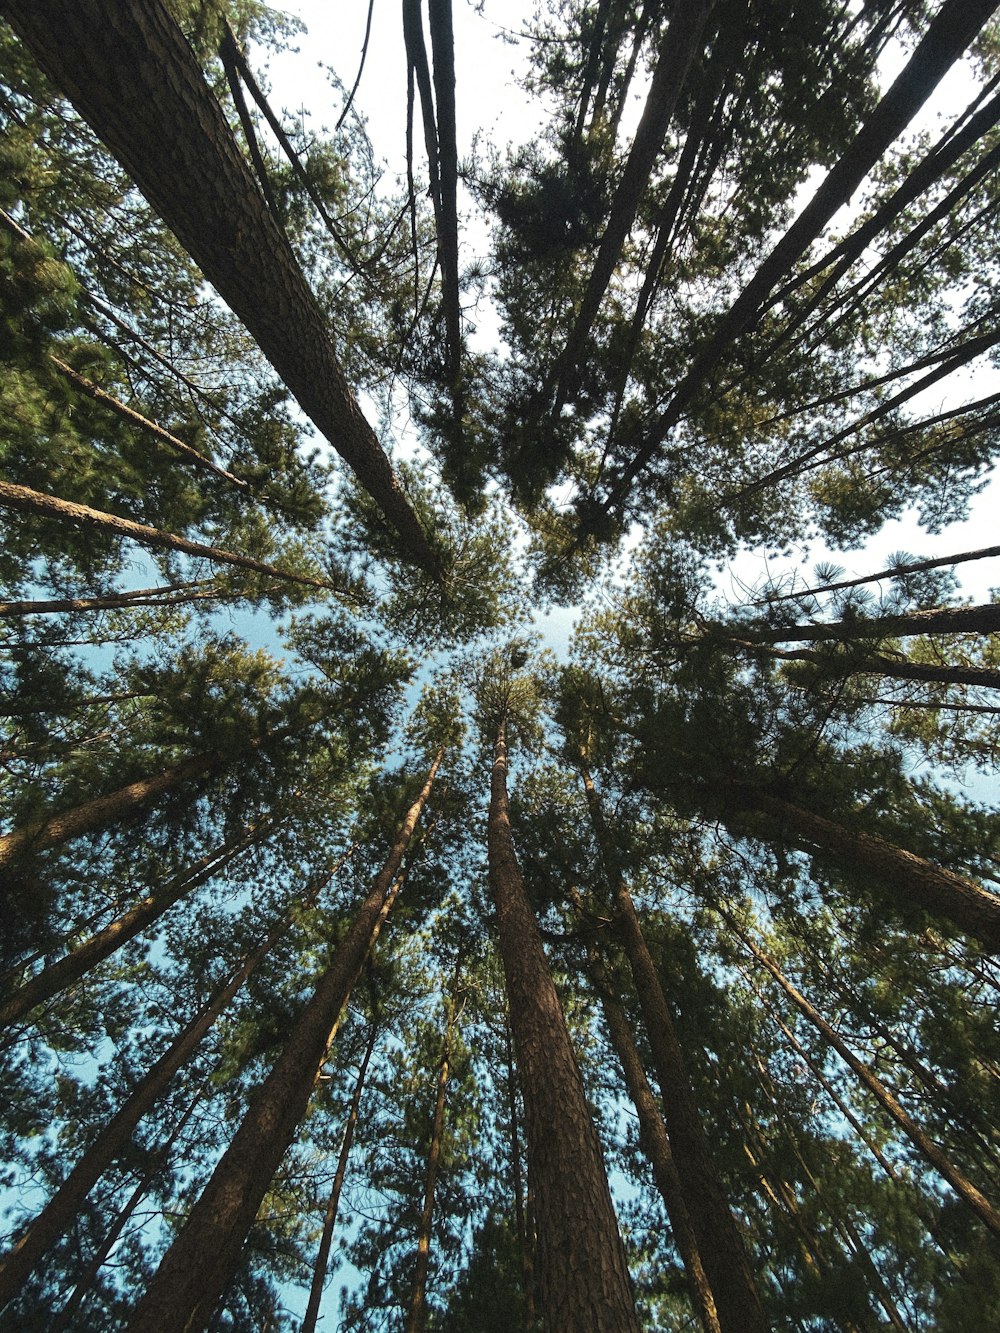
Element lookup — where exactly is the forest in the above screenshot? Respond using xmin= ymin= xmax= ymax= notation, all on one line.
xmin=1 ymin=0 xmax=1000 ymax=1328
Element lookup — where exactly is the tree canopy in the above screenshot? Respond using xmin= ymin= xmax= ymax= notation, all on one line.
xmin=2 ymin=1 xmax=1000 ymax=1329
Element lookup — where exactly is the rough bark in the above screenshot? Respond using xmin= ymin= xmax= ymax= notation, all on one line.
xmin=0 ymin=479 xmax=334 ymax=592
xmin=125 ymin=752 xmax=442 ymax=1333
xmin=0 ymin=914 xmax=288 ymax=1311
xmin=300 ymin=1025 xmax=378 ymax=1333
xmin=0 ymin=751 xmax=219 ymax=876
xmin=2 ymin=0 xmax=438 ymax=573
xmin=746 ymin=601 xmax=1000 ymax=645
xmin=728 ymin=915 xmax=1000 ymax=1238
xmin=583 ymin=936 xmax=720 ymax=1333
xmin=734 ymin=789 xmax=1000 ymax=953
xmin=487 ymin=718 xmax=640 ymax=1333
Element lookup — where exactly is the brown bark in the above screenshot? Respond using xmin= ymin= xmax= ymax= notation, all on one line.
xmin=125 ymin=752 xmax=442 ymax=1333
xmin=727 ymin=916 xmax=1000 ymax=1238
xmin=503 ymin=1010 xmax=535 ymax=1323
xmin=0 ymin=750 xmax=219 ymax=876
xmin=405 ymin=980 xmax=459 ymax=1333
xmin=3 ymin=0 xmax=437 ymax=574
xmin=0 ymin=819 xmax=279 ymax=1031
xmin=0 ymin=478 xmax=333 ymax=592
xmin=582 ymin=934 xmax=720 ymax=1333
xmin=606 ymin=0 xmax=999 ymax=509
xmin=576 ymin=762 xmax=768 ymax=1333
xmin=487 ymin=718 xmax=640 ymax=1333
xmin=0 ymin=911 xmax=289 ymax=1312
xmin=746 ymin=601 xmax=1000 ymax=646
xmin=300 ymin=1024 xmax=378 ymax=1333
xmin=736 ymin=790 xmax=1000 ymax=954
xmin=428 ymin=0 xmax=461 ymax=388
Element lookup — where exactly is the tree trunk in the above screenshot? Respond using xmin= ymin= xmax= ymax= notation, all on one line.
xmin=49 ymin=1084 xmax=205 ymax=1333
xmin=300 ymin=1024 xmax=378 ymax=1333
xmin=0 ymin=818 xmax=283 ymax=1031
xmin=487 ymin=718 xmax=640 ymax=1333
xmin=0 ymin=479 xmax=333 ymax=592
xmin=0 ymin=750 xmax=220 ymax=878
xmin=0 ymin=909 xmax=290 ymax=1311
xmin=576 ymin=761 xmax=768 ymax=1333
xmin=613 ymin=883 xmax=769 ymax=1333
xmin=583 ymin=933 xmax=721 ymax=1333
xmin=760 ymin=543 xmax=1000 ymax=606
xmin=125 ymin=751 xmax=442 ymax=1333
xmin=746 ymin=602 xmax=1000 ymax=646
xmin=46 ymin=355 xmax=248 ymax=489
xmin=728 ymin=637 xmax=1000 ymax=691
xmin=607 ymin=0 xmax=998 ymax=509
xmin=726 ymin=915 xmax=1000 ymax=1238
xmin=503 ymin=1009 xmax=535 ymax=1324
xmin=405 ymin=980 xmax=459 ymax=1333
xmin=2 ymin=0 xmax=438 ymax=574
xmin=734 ymin=789 xmax=1000 ymax=953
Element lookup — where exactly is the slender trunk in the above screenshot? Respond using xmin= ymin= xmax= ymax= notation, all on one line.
xmin=50 ymin=1084 xmax=205 ymax=1333
xmin=728 ymin=637 xmax=1000 ymax=691
xmin=126 ymin=752 xmax=442 ymax=1333
xmin=3 ymin=0 xmax=438 ymax=573
xmin=0 ymin=909 xmax=290 ymax=1311
xmin=0 ymin=479 xmax=333 ymax=592
xmin=0 ymin=818 xmax=285 ymax=1031
xmin=405 ymin=982 xmax=459 ymax=1333
xmin=760 ymin=543 xmax=1000 ymax=606
xmin=576 ymin=761 xmax=767 ymax=1333
xmin=607 ymin=0 xmax=999 ymax=508
xmin=0 ymin=578 xmax=232 ymax=617
xmin=487 ymin=718 xmax=640 ymax=1333
xmin=726 ymin=915 xmax=1000 ymax=1237
xmin=427 ymin=0 xmax=461 ymax=388
xmin=0 ymin=750 xmax=219 ymax=876
xmin=582 ymin=933 xmax=720 ymax=1333
xmin=46 ymin=355 xmax=247 ymax=489
xmin=300 ymin=1024 xmax=378 ymax=1333
xmin=553 ymin=0 xmax=714 ymax=405
xmin=733 ymin=789 xmax=1000 ymax=953
xmin=746 ymin=602 xmax=1000 ymax=646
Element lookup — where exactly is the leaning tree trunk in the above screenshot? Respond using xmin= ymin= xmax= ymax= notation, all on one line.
xmin=613 ymin=883 xmax=769 ymax=1333
xmin=576 ymin=760 xmax=768 ymax=1333
xmin=2 ymin=0 xmax=437 ymax=574
xmin=126 ymin=751 xmax=443 ymax=1333
xmin=725 ymin=913 xmax=1000 ymax=1238
xmin=0 ymin=818 xmax=279 ymax=1030
xmin=0 ymin=904 xmax=292 ymax=1312
xmin=582 ymin=933 xmax=720 ymax=1333
xmin=0 ymin=480 xmax=333 ymax=592
xmin=745 ymin=601 xmax=1000 ymax=646
xmin=49 ymin=1084 xmax=205 ymax=1333
xmin=405 ymin=979 xmax=459 ymax=1333
xmin=732 ymin=787 xmax=1000 ymax=953
xmin=300 ymin=1024 xmax=379 ymax=1333
xmin=0 ymin=749 xmax=220 ymax=877
xmin=487 ymin=717 xmax=640 ymax=1333
xmin=729 ymin=638 xmax=1000 ymax=692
